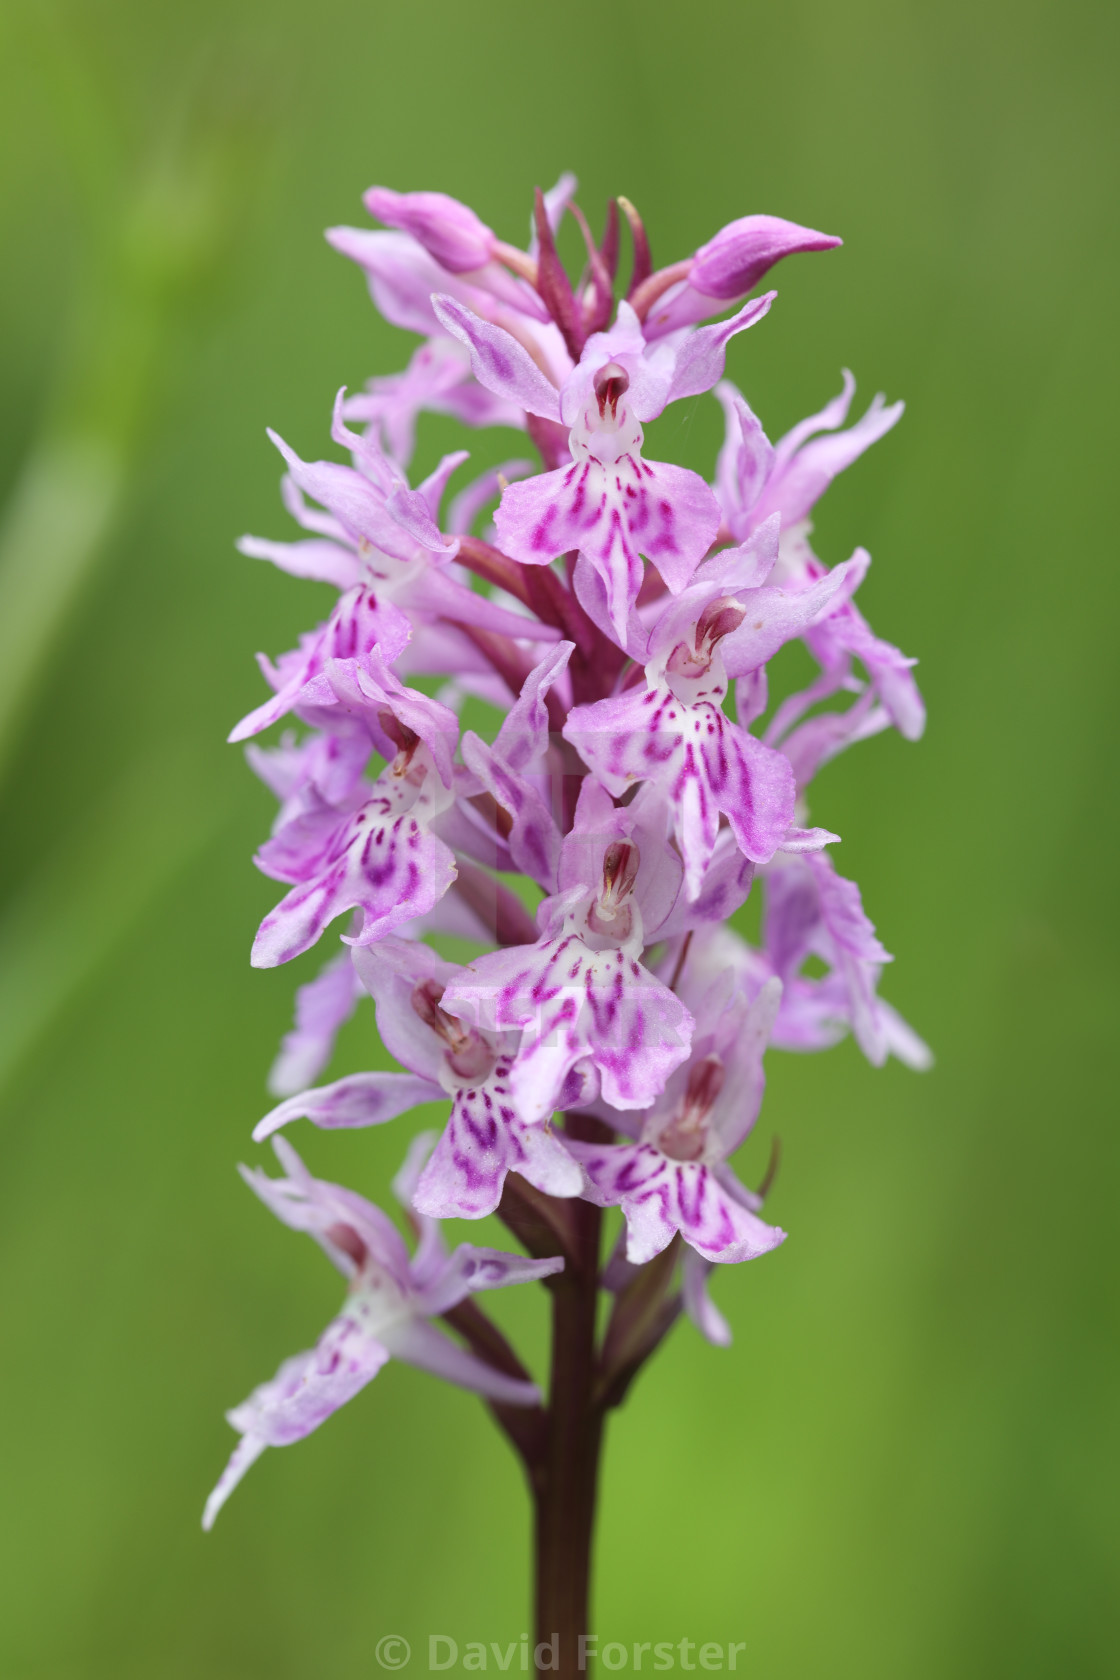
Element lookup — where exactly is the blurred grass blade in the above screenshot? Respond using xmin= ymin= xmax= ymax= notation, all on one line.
xmin=0 ymin=741 xmax=227 ymax=1097
xmin=0 ymin=438 xmax=124 ymax=777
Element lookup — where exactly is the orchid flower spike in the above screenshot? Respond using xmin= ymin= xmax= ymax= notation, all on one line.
xmin=215 ymin=182 xmax=928 ymax=1569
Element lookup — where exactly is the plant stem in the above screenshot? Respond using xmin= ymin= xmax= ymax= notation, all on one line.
xmin=533 ymin=1120 xmax=608 ymax=1677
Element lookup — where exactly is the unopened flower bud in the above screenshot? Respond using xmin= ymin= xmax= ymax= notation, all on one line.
xmin=690 ymin=214 xmax=841 ymax=301
xmin=365 ymin=187 xmax=495 ymax=274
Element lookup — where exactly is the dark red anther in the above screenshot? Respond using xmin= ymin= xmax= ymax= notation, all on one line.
xmin=593 ymin=361 xmax=630 ymax=420
xmin=533 ymin=186 xmax=583 ymax=361
xmin=618 ymin=196 xmax=652 ymax=299
xmin=600 ymin=838 xmax=640 ymax=904
xmin=683 ymin=1053 xmax=725 ymax=1116
xmin=325 ymin=1222 xmax=368 ymax=1267
xmin=694 ymin=595 xmax=747 ymax=649
xmin=377 ymin=708 xmax=421 ymax=764
xmin=410 ymin=981 xmax=493 ymax=1081
xmin=410 ymin=977 xmax=450 ymax=1032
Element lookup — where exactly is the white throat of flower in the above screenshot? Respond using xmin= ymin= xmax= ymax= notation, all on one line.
xmin=570 ymin=361 xmax=644 ymax=469
xmin=323 ymin=1219 xmax=413 ymax=1335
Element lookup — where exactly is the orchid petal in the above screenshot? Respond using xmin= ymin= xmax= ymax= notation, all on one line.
xmin=253 ymin=1071 xmax=441 ymax=1142
xmin=431 ymin=295 xmax=563 ymax=422
xmin=664 ymin=293 xmax=776 ymax=404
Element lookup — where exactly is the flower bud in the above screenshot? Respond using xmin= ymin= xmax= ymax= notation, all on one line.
xmin=690 ymin=214 xmax=841 ymax=301
xmin=364 ymin=187 xmax=495 ymax=274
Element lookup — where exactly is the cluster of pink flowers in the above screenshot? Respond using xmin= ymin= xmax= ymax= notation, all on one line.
xmin=205 ymin=178 xmax=928 ymax=1528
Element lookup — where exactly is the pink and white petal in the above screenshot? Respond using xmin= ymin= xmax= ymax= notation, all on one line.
xmin=680 ymin=1249 xmax=733 ymax=1347
xmin=409 ymin=1060 xmax=572 ymax=1223
xmin=702 ymin=716 xmax=797 ymax=865
xmin=664 ymin=293 xmax=776 ymax=404
xmin=378 ymin=1317 xmax=542 ymax=1404
xmin=491 ymin=463 xmax=585 ymax=565
xmin=431 ymin=295 xmax=563 ymax=422
xmin=564 ymin=685 xmax=678 ymax=797
xmin=201 ymin=1433 xmax=270 ymax=1530
xmin=326 ymin=228 xmax=498 ymax=337
xmin=253 ymin=1071 xmax=441 ymax=1142
xmin=401 ymin=565 xmax=561 ymax=644
xmin=492 ymin=641 xmax=574 ymax=771
xmin=633 ymin=459 xmax=722 ymax=593
xmin=415 ymin=448 xmax=470 ymax=521
xmin=569 ymin=1140 xmax=681 ymax=1261
xmin=652 ymin=828 xmax=754 ymax=940
xmin=229 ymin=1318 xmax=390 ymax=1447
xmin=267 ymin=431 xmax=417 ymax=562
xmin=770 ymin=370 xmax=857 ymax=473
xmin=719 ymin=557 xmax=864 ymax=679
xmin=461 ymin=731 xmax=563 ymax=890
xmin=664 ymin=1161 xmax=786 ymax=1264
xmin=714 ymin=382 xmax=774 ymax=530
xmin=446 ymin=458 xmax=535 ymax=535
xmin=413 ymin=1100 xmax=519 ymax=1221
xmin=415 ymin=1243 xmax=564 ymax=1316
xmin=203 ymin=1319 xmax=392 ymax=1527
xmin=349 ymin=939 xmax=457 ymax=1084
xmin=877 ymin=999 xmax=934 ymax=1071
xmin=236 ymin=533 xmax=362 ymax=590
xmin=571 ymin=553 xmax=647 ymax=656
xmin=252 ymin=821 xmax=457 ymax=968
xmin=507 ymin=1015 xmax=589 ymax=1125
xmin=706 ymin=976 xmax=782 ymax=1155
xmin=778 ymin=825 xmax=840 ymax=853
xmin=675 ymin=766 xmax=722 ymax=900
xmin=587 ymin=956 xmax=695 ymax=1110
xmin=495 ymin=454 xmax=718 ymax=618
xmin=230 ymin=587 xmax=411 ymax=744
xmin=516 ymin=1121 xmax=586 ymax=1199
xmin=758 ymin=393 xmax=904 ymax=528
xmin=268 ymin=951 xmax=364 ymax=1097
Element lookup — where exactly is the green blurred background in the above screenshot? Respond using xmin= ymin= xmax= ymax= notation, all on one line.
xmin=0 ymin=0 xmax=1116 ymax=1674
